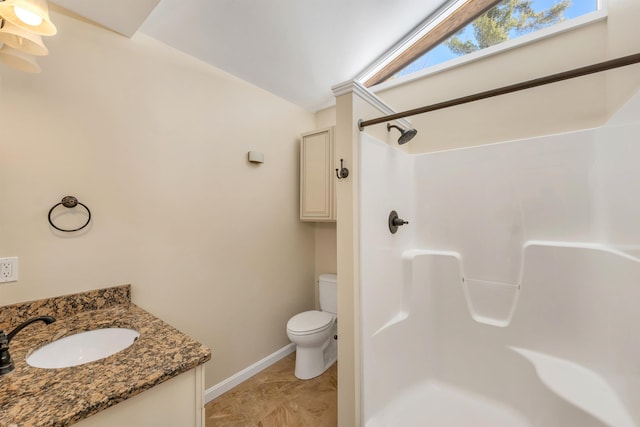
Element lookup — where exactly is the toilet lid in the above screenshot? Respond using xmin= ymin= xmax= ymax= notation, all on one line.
xmin=287 ymin=310 xmax=333 ymax=335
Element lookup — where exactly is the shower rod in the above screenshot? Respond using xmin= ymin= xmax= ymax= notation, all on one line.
xmin=358 ymin=52 xmax=640 ymax=130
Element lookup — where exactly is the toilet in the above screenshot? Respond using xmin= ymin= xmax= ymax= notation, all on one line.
xmin=286 ymin=273 xmax=337 ymax=380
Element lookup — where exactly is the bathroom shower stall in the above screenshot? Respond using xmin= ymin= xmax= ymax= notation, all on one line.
xmin=358 ymin=91 xmax=640 ymax=426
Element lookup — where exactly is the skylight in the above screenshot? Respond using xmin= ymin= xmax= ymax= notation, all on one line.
xmin=360 ymin=0 xmax=601 ymax=88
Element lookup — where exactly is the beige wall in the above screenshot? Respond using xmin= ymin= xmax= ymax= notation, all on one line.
xmin=334 ymin=91 xmax=358 ymax=427
xmin=310 ymin=107 xmax=338 ymax=308
xmin=0 ymin=12 xmax=317 ymax=388
xmin=312 ymin=223 xmax=337 ymax=309
xmin=314 ymin=106 xmax=336 ymax=129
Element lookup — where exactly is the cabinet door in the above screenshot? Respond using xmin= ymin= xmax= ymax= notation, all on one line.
xmin=300 ymin=127 xmax=335 ymax=221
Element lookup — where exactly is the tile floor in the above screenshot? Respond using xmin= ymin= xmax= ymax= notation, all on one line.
xmin=205 ymin=352 xmax=337 ymax=426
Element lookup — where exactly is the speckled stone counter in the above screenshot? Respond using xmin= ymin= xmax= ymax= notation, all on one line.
xmin=0 ymin=286 xmax=211 ymax=427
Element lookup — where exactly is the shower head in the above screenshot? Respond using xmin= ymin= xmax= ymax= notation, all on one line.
xmin=387 ymin=123 xmax=417 ymax=145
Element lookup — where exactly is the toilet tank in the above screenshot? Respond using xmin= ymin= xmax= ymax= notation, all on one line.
xmin=319 ymin=274 xmax=337 ymax=315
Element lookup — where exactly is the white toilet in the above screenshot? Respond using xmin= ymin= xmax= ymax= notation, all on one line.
xmin=286 ymin=273 xmax=337 ymax=380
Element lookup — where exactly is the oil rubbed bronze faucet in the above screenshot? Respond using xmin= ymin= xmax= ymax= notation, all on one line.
xmin=0 ymin=316 xmax=56 ymax=375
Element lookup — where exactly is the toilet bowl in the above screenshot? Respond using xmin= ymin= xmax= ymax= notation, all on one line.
xmin=286 ymin=274 xmax=337 ymax=380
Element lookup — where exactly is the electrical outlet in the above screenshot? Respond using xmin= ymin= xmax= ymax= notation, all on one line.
xmin=0 ymin=257 xmax=18 ymax=283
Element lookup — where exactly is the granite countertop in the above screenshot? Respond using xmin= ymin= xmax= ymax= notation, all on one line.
xmin=0 ymin=286 xmax=211 ymax=427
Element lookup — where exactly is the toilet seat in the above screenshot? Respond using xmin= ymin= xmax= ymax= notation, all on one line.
xmin=287 ymin=310 xmax=333 ymax=335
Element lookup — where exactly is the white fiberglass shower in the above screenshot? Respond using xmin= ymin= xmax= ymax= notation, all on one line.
xmin=359 ymin=91 xmax=640 ymax=426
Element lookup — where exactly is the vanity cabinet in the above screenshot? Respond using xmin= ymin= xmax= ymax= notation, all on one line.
xmin=0 ymin=286 xmax=211 ymax=427
xmin=300 ymin=127 xmax=336 ymax=222
xmin=75 ymin=366 xmax=205 ymax=427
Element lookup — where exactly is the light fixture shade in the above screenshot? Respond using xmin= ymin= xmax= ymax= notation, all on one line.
xmin=0 ymin=44 xmax=41 ymax=73
xmin=0 ymin=20 xmax=48 ymax=55
xmin=0 ymin=0 xmax=57 ymax=36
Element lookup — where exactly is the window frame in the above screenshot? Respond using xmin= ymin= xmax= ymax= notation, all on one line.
xmin=357 ymin=0 xmax=608 ymax=91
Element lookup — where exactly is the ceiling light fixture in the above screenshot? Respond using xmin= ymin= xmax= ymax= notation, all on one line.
xmin=0 ymin=44 xmax=41 ymax=72
xmin=14 ymin=6 xmax=43 ymax=26
xmin=0 ymin=0 xmax=56 ymax=35
xmin=0 ymin=19 xmax=48 ymax=56
xmin=0 ymin=0 xmax=57 ymax=73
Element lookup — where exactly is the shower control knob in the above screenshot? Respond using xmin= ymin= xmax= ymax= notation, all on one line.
xmin=392 ymin=217 xmax=408 ymax=226
xmin=388 ymin=210 xmax=408 ymax=234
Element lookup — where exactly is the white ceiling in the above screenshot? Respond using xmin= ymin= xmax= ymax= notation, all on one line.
xmin=51 ymin=0 xmax=446 ymax=111
xmin=51 ymin=0 xmax=160 ymax=38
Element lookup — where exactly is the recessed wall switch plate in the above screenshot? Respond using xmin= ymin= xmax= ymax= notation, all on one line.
xmin=0 ymin=257 xmax=18 ymax=283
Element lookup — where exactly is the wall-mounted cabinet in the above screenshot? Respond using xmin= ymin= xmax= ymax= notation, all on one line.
xmin=300 ymin=127 xmax=335 ymax=222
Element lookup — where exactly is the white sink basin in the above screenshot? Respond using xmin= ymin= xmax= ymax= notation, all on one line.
xmin=26 ymin=328 xmax=140 ymax=369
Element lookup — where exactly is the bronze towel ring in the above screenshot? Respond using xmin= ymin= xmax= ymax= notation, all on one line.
xmin=48 ymin=196 xmax=91 ymax=232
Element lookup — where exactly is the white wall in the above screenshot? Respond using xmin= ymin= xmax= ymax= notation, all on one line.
xmin=358 ymin=134 xmax=420 ymax=419
xmin=359 ymin=90 xmax=640 ymax=425
xmin=0 ymin=12 xmax=317 ymax=388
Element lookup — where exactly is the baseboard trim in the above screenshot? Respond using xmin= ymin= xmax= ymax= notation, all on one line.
xmin=204 ymin=343 xmax=296 ymax=403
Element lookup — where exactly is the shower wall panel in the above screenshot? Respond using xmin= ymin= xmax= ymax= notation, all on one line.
xmin=594 ymin=122 xmax=640 ymax=253
xmin=360 ymin=90 xmax=640 ymax=426
xmin=359 ymin=134 xmax=426 ymax=418
xmin=412 ymin=129 xmax=599 ymax=325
